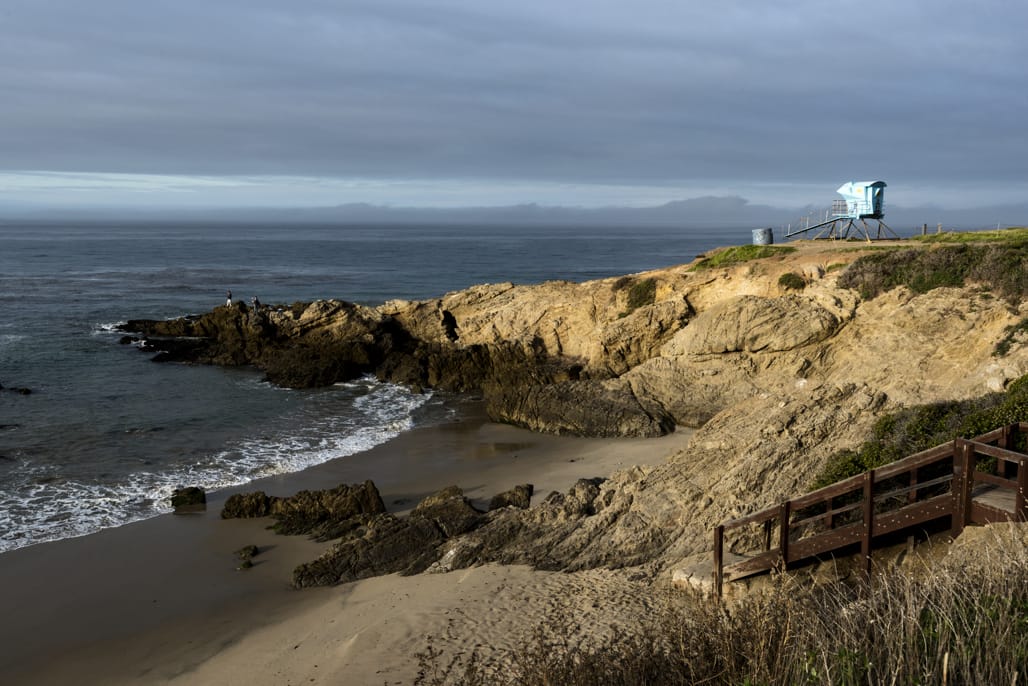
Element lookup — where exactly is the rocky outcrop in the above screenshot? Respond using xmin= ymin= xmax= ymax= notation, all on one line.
xmin=485 ymin=379 xmax=674 ymax=437
xmin=123 ymin=241 xmax=1028 ymax=445
xmin=489 ymin=484 xmax=534 ymax=511
xmin=170 ymin=486 xmax=206 ymax=513
xmin=666 ymin=294 xmax=844 ymax=356
xmin=291 ymin=485 xmax=486 ymax=587
xmin=221 ymin=480 xmax=386 ymax=541
xmin=152 ymin=238 xmax=1028 ymax=588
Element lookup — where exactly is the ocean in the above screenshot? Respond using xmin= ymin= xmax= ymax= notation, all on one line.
xmin=0 ymin=220 xmax=749 ymax=553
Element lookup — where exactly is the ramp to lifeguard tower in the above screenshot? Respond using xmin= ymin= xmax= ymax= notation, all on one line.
xmin=787 ymin=181 xmax=900 ymax=241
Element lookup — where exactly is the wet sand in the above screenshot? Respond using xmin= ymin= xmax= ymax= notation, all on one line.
xmin=0 ymin=403 xmax=692 ymax=685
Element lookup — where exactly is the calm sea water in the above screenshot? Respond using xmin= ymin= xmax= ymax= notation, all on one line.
xmin=0 ymin=221 xmax=748 ymax=553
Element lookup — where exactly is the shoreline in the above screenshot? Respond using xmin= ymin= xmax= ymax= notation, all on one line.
xmin=1 ymin=402 xmax=693 ymax=684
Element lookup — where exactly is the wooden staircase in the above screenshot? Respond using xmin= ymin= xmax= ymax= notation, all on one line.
xmin=713 ymin=423 xmax=1028 ymax=597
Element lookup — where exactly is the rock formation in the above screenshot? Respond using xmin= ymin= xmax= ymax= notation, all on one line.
xmin=126 ymin=239 xmax=1028 ymax=582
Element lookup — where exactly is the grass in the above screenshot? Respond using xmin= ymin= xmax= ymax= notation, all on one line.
xmin=690 ymin=244 xmax=796 ymax=271
xmin=836 ymin=241 xmax=1028 ymax=302
xmin=912 ymin=227 xmax=1028 ymax=244
xmin=419 ymin=532 xmax=1028 ymax=685
xmin=613 ymin=276 xmax=657 ymax=317
xmin=812 ymin=373 xmax=1028 ymax=489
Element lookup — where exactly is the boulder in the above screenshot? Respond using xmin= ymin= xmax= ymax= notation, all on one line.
xmin=221 ymin=481 xmax=386 ymax=541
xmin=270 ymin=480 xmax=387 ymax=540
xmin=488 ymin=484 xmax=534 ymax=511
xmin=292 ymin=513 xmax=446 ymax=588
xmin=221 ymin=491 xmax=276 ymax=519
xmin=289 ymin=486 xmax=486 ymax=588
xmin=234 ymin=544 xmax=260 ymax=560
xmin=486 ymin=379 xmax=674 ymax=437
xmin=410 ymin=485 xmax=484 ymax=537
xmin=170 ymin=486 xmax=206 ymax=513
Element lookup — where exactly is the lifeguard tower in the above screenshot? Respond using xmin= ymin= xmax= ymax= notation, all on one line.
xmin=786 ymin=181 xmax=899 ymax=240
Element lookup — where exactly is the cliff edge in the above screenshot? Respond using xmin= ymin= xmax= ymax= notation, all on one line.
xmin=124 ymin=234 xmax=1028 ymax=578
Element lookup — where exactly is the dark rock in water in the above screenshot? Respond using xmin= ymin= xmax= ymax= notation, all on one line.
xmin=237 ymin=559 xmax=254 ymax=570
xmin=261 ymin=339 xmax=380 ymax=388
xmin=147 ymin=338 xmax=209 ymax=363
xmin=221 ymin=491 xmax=275 ymax=519
xmin=488 ymin=484 xmax=534 ymax=511
xmin=119 ymin=335 xmax=139 ymax=345
xmin=171 ymin=486 xmax=206 ymax=513
xmin=0 ymin=381 xmax=33 ymax=395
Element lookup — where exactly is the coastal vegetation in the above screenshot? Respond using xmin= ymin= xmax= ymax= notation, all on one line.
xmin=614 ymin=276 xmax=657 ymax=317
xmin=690 ymin=244 xmax=796 ymax=270
xmin=423 ymin=533 xmax=1028 ymax=685
xmin=838 ymin=231 xmax=1028 ymax=302
xmin=995 ymin=316 xmax=1028 ymax=357
xmin=777 ymin=271 xmax=807 ymax=290
xmin=913 ymin=226 xmax=1028 ymax=244
xmin=813 ymin=374 xmax=1028 ymax=489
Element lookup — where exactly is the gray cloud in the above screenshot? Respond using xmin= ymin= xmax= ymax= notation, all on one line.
xmin=1 ymin=0 xmax=1025 ymax=205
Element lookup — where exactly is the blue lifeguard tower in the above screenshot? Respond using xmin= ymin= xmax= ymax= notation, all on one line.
xmin=786 ymin=181 xmax=899 ymax=240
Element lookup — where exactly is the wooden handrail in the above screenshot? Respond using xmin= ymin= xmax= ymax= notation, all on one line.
xmin=713 ymin=423 xmax=1028 ymax=596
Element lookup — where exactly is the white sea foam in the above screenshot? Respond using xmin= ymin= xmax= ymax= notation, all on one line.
xmin=0 ymin=380 xmax=430 ymax=554
xmin=0 ymin=334 xmax=26 ymax=348
xmin=91 ymin=321 xmax=127 ymax=335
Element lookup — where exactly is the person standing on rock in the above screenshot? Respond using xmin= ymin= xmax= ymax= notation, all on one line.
xmin=226 ymin=290 xmax=233 ymax=307
xmin=251 ymin=296 xmax=261 ymax=313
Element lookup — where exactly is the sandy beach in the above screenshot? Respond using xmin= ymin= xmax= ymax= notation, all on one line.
xmin=0 ymin=402 xmax=693 ymax=685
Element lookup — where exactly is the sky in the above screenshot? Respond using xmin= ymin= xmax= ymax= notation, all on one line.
xmin=1 ymin=0 xmax=1026 ymax=214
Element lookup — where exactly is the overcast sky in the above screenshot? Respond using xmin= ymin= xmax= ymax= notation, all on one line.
xmin=1 ymin=0 xmax=1025 ymax=212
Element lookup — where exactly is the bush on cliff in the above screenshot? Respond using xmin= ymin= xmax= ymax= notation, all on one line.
xmin=812 ymin=374 xmax=1028 ymax=489
xmin=777 ymin=271 xmax=807 ymax=290
xmin=613 ymin=276 xmax=657 ymax=317
xmin=837 ymin=239 xmax=1028 ymax=302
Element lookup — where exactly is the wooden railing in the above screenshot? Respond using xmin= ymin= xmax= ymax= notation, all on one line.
xmin=713 ymin=423 xmax=1028 ymax=597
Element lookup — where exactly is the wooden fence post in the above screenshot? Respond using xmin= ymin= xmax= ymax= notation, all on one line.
xmin=862 ymin=471 xmax=875 ymax=578
xmin=714 ymin=525 xmax=724 ymax=598
xmin=1017 ymin=461 xmax=1027 ymax=522
xmin=952 ymin=440 xmax=974 ymax=535
xmin=778 ymin=502 xmax=791 ymax=567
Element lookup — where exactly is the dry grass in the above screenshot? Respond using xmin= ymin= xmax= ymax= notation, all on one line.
xmin=420 ymin=527 xmax=1028 ymax=685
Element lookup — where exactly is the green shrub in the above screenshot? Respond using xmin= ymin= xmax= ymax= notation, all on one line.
xmin=995 ymin=317 xmax=1028 ymax=357
xmin=615 ymin=277 xmax=657 ymax=317
xmin=812 ymin=374 xmax=1028 ymax=489
xmin=690 ymin=245 xmax=796 ymax=271
xmin=627 ymin=278 xmax=657 ymax=310
xmin=837 ymin=240 xmax=1028 ymax=302
xmin=777 ymin=272 xmax=807 ymax=290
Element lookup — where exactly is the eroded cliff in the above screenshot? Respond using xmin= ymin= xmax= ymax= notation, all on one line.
xmin=127 ymin=237 xmax=1028 ymax=580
